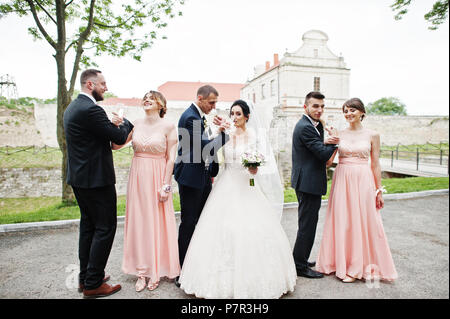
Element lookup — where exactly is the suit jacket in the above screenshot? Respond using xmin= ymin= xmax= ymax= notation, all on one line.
xmin=174 ymin=104 xmax=229 ymax=189
xmin=63 ymin=94 xmax=134 ymax=188
xmin=291 ymin=115 xmax=337 ymax=196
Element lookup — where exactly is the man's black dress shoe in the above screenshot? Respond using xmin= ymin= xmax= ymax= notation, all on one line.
xmin=174 ymin=276 xmax=181 ymax=288
xmin=297 ymin=267 xmax=324 ymax=279
xmin=307 ymin=261 xmax=316 ymax=268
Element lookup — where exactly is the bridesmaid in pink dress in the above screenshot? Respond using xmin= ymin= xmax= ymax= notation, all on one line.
xmin=112 ymin=91 xmax=180 ymax=292
xmin=316 ymin=98 xmax=398 ymax=283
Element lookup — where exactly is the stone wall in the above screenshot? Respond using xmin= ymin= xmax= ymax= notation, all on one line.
xmin=362 ymin=115 xmax=449 ymax=146
xmin=0 ymin=168 xmax=61 ymax=198
xmin=0 ymin=107 xmax=43 ymax=147
xmin=0 ymin=167 xmax=181 ymax=199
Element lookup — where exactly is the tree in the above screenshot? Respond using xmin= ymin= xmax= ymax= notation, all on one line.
xmin=366 ymin=97 xmax=408 ymax=115
xmin=0 ymin=0 xmax=184 ymax=204
xmin=391 ymin=0 xmax=449 ymax=30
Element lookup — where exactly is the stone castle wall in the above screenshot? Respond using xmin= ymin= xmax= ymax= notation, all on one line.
xmin=0 ymin=167 xmax=131 ymax=198
xmin=0 ymin=167 xmax=181 ymax=198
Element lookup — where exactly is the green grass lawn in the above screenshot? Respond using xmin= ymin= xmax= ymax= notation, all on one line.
xmin=0 ymin=177 xmax=447 ymax=225
xmin=0 ymin=146 xmax=134 ymax=169
xmin=0 ymin=193 xmax=181 ymax=225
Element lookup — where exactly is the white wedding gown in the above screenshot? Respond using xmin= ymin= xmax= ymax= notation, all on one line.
xmin=179 ymin=131 xmax=297 ymax=299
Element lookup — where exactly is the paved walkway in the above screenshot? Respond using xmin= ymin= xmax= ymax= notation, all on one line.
xmin=0 ymin=194 xmax=448 ymax=299
xmin=379 ymin=158 xmax=448 ymax=177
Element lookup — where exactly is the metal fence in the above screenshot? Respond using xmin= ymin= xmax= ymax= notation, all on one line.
xmin=0 ymin=145 xmax=134 ymax=155
xmin=379 ymin=142 xmax=449 ymax=175
xmin=0 ymin=145 xmax=61 ymax=155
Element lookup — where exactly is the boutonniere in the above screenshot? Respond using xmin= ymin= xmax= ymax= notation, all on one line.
xmin=203 ymin=117 xmax=208 ymax=129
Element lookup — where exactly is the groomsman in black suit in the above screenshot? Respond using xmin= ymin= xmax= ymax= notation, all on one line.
xmin=173 ymin=85 xmax=230 ymax=287
xmin=63 ymin=69 xmax=134 ymax=298
xmin=291 ymin=91 xmax=339 ymax=278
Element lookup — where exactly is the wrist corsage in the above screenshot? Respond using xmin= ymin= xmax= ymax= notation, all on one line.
xmin=376 ymin=186 xmax=387 ymax=195
xmin=161 ymin=184 xmax=172 ymax=193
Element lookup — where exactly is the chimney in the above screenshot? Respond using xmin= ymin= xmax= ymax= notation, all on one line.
xmin=274 ymin=53 xmax=279 ymax=66
xmin=265 ymin=61 xmax=270 ymax=71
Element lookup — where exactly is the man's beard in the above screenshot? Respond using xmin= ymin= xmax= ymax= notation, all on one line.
xmin=92 ymin=89 xmax=104 ymax=102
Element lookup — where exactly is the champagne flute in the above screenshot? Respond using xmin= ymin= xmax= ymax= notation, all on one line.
xmin=117 ymin=107 xmax=124 ymax=126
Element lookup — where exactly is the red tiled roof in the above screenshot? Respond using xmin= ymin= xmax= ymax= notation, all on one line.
xmin=99 ymin=81 xmax=245 ymax=107
xmin=158 ymin=81 xmax=245 ymax=102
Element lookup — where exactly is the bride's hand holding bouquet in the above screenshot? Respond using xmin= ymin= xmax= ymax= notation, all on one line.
xmin=241 ymin=150 xmax=265 ymax=186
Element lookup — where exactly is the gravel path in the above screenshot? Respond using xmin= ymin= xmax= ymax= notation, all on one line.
xmin=0 ymin=194 xmax=448 ymax=299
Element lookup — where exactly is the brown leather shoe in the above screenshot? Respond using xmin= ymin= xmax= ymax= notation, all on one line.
xmin=78 ymin=275 xmax=111 ymax=293
xmin=83 ymin=282 xmax=121 ymax=299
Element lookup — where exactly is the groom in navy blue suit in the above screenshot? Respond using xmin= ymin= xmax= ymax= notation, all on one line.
xmin=174 ymin=85 xmax=229 ymax=286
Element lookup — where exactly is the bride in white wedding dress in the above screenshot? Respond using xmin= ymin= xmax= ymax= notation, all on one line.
xmin=178 ymin=100 xmax=296 ymax=299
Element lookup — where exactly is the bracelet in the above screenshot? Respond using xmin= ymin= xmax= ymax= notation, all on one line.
xmin=376 ymin=186 xmax=387 ymax=195
xmin=161 ymin=184 xmax=172 ymax=193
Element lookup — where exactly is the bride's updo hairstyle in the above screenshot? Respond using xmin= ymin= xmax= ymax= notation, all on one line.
xmin=342 ymin=97 xmax=366 ymax=121
xmin=230 ymin=99 xmax=250 ymax=122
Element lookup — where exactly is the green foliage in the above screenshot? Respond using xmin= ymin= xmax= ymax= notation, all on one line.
xmin=0 ymin=96 xmax=55 ymax=110
xmin=104 ymin=92 xmax=118 ymax=99
xmin=381 ymin=142 xmax=448 ymax=152
xmin=0 ymin=0 xmax=184 ymax=67
xmin=391 ymin=0 xmax=449 ymax=30
xmin=366 ymin=97 xmax=408 ymax=115
xmin=1 ymin=1 xmax=185 ymax=66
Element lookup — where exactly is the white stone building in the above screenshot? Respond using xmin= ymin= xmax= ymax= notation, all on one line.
xmin=241 ymin=30 xmax=350 ymax=128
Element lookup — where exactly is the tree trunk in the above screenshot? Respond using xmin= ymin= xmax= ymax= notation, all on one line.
xmin=55 ymin=54 xmax=75 ymax=205
xmin=54 ymin=0 xmax=75 ymax=205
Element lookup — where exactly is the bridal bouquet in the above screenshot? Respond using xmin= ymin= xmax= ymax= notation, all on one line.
xmin=241 ymin=150 xmax=265 ymax=186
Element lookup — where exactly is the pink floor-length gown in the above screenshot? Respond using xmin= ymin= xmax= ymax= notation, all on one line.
xmin=316 ymin=128 xmax=398 ymax=281
xmin=122 ymin=119 xmax=180 ymax=283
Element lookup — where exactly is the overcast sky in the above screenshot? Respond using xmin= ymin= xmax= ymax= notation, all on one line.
xmin=0 ymin=0 xmax=448 ymax=115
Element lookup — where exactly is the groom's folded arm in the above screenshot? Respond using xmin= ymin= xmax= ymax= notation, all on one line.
xmin=300 ymin=126 xmax=336 ymax=162
xmin=86 ymin=106 xmax=133 ymax=145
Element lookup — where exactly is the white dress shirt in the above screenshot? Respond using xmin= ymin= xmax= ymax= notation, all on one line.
xmin=193 ymin=102 xmax=214 ymax=138
xmin=193 ymin=102 xmax=205 ymax=118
